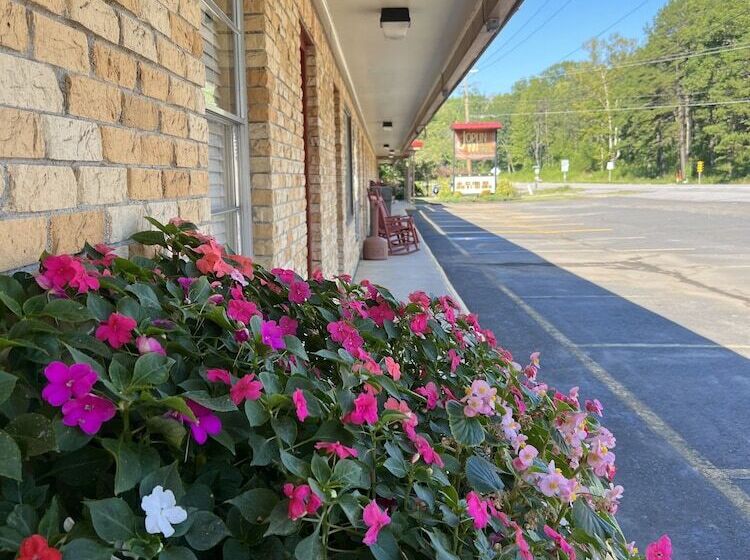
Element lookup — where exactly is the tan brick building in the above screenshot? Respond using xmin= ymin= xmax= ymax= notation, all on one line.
xmin=0 ymin=0 xmax=519 ymax=275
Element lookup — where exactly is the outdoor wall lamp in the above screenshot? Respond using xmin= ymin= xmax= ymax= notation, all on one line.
xmin=383 ymin=143 xmax=390 ymax=148
xmin=382 ymin=121 xmax=393 ymax=131
xmin=380 ymin=8 xmax=410 ymax=40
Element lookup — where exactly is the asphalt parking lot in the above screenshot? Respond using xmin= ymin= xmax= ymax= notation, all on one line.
xmin=412 ymin=186 xmax=750 ymax=559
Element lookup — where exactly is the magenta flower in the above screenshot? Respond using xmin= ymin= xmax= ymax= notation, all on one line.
xmin=447 ymin=348 xmax=461 ymax=373
xmin=415 ymin=382 xmax=440 ymax=410
xmin=61 ymin=394 xmax=116 ymax=435
xmin=646 ymin=535 xmax=672 ymax=560
xmin=326 ymin=320 xmax=364 ymax=353
xmin=36 ymin=254 xmax=99 ymax=294
xmin=362 ymin=500 xmax=391 ymax=546
xmin=136 ymin=336 xmax=166 ymax=356
xmin=343 ymin=387 xmax=378 ymax=425
xmin=41 ymin=361 xmax=98 ymax=407
xmin=228 ymin=299 xmax=260 ymax=323
xmin=383 ymin=357 xmax=401 ymax=381
xmin=279 ymin=316 xmax=298 ymax=336
xmin=585 ymin=398 xmax=604 ymax=416
xmin=314 ymin=441 xmax=358 ymax=459
xmin=410 ymin=313 xmax=430 ymax=334
xmin=411 ymin=434 xmax=443 ymax=467
xmin=95 ymin=313 xmax=137 ymax=349
xmin=368 ymin=301 xmax=395 ymax=326
xmin=234 ymin=328 xmax=250 ymax=343
xmin=271 ymin=268 xmax=296 ymax=285
xmin=292 ymin=388 xmax=309 ymax=422
xmin=283 ymin=483 xmax=322 ymax=520
xmin=466 ymin=491 xmax=490 ymax=529
xmin=183 ymin=401 xmax=222 ymax=445
xmin=544 ymin=525 xmax=576 ymax=560
xmin=206 ymin=368 xmax=231 ymax=385
xmin=384 ymin=397 xmax=418 ymax=438
xmin=288 ymin=280 xmax=311 ymax=304
xmin=515 ymin=526 xmax=533 ymax=560
xmin=230 ymin=374 xmax=263 ymax=405
xmin=260 ymin=320 xmax=285 ymax=350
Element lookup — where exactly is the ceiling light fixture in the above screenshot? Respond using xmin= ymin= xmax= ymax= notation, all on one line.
xmin=382 ymin=121 xmax=393 ymax=131
xmin=380 ymin=8 xmax=410 ymax=40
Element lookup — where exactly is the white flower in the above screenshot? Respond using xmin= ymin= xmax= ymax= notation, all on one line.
xmin=141 ymin=485 xmax=187 ymax=538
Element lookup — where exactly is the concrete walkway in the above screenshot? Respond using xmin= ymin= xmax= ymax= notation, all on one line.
xmin=353 ymin=201 xmax=465 ymax=308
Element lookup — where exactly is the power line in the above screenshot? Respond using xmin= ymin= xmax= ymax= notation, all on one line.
xmin=474 ymin=98 xmax=750 ymax=118
xmin=478 ymin=0 xmax=554 ymax=67
xmin=476 ymin=0 xmax=577 ymax=71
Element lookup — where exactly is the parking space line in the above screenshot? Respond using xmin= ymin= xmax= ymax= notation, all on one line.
xmin=578 ymin=343 xmax=750 ymax=349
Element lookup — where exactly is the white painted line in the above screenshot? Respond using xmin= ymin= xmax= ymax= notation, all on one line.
xmin=578 ymin=343 xmax=750 ymax=349
xmin=582 ymin=236 xmax=647 ymax=241
xmin=521 ymin=295 xmax=651 ymax=299
xmin=617 ymin=248 xmax=696 ymax=253
xmin=722 ymin=469 xmax=750 ymax=480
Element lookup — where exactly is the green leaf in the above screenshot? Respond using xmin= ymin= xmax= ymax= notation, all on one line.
xmin=572 ymin=499 xmax=616 ymax=539
xmin=446 ymin=400 xmax=485 ymax=446
xmin=63 ymin=538 xmax=114 ymax=560
xmin=283 ymin=335 xmax=308 ymax=360
xmin=38 ymin=496 xmax=61 ymax=539
xmin=6 ymin=504 xmax=38 ymax=537
xmin=147 ymin=417 xmax=187 ymax=448
xmin=311 ymin=453 xmax=331 ymax=484
xmin=0 ymin=371 xmax=18 ymax=407
xmin=182 ymin=391 xmax=235 ymax=411
xmin=54 ymin=422 xmax=92 ymax=452
xmin=0 ymin=291 xmax=22 ymax=317
xmin=47 ymin=448 xmax=112 ymax=487
xmin=271 ymin=416 xmax=297 ymax=446
xmin=370 ymin=529 xmax=400 ymax=560
xmin=131 ymin=230 xmax=167 ymax=246
xmin=6 ymin=413 xmax=56 ymax=457
xmin=132 ymin=353 xmax=174 ymax=388
xmin=244 ymin=399 xmax=270 ymax=426
xmin=41 ymin=299 xmax=93 ymax=322
xmin=63 ymin=343 xmax=105 ymax=377
xmin=85 ymin=498 xmax=136 ymax=543
xmin=86 ymin=292 xmax=115 ymax=322
xmin=249 ymin=432 xmax=278 ymax=466
xmin=280 ymin=450 xmax=310 ymax=478
xmin=263 ymin=502 xmax=299 ymax=537
xmin=383 ymin=456 xmax=407 ymax=478
xmin=101 ymin=438 xmax=143 ymax=495
xmin=294 ymin=529 xmax=322 ymax=560
xmin=228 ymin=488 xmax=278 ymax=524
xmin=140 ymin=461 xmax=185 ymax=500
xmin=126 ymin=283 xmax=162 ymax=309
xmin=23 ymin=294 xmax=46 ymax=315
xmin=0 ymin=430 xmax=22 ymax=481
xmin=0 ymin=527 xmax=23 ymax=552
xmin=332 ymin=459 xmax=365 ymax=489
xmin=427 ymin=529 xmax=460 ymax=560
xmin=0 ymin=275 xmax=24 ymax=301
xmin=184 ymin=511 xmax=229 ymax=551
xmin=465 ymin=455 xmax=504 ymax=493
xmin=159 ymin=547 xmax=198 ymax=560
xmin=188 ymin=277 xmax=211 ymax=304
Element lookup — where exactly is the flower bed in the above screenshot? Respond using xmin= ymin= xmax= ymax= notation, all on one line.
xmin=0 ymin=218 xmax=667 ymax=559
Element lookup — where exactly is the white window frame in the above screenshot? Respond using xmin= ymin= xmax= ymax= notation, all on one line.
xmin=201 ymin=0 xmax=252 ymax=254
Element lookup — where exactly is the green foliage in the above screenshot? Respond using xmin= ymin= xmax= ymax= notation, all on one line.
xmin=0 ymin=220 xmax=645 ymax=559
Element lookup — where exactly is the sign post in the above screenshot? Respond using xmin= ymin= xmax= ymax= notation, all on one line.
xmin=561 ymin=159 xmax=569 ymax=183
xmin=697 ymin=160 xmax=704 ymax=184
xmin=606 ymin=160 xmax=615 ymax=183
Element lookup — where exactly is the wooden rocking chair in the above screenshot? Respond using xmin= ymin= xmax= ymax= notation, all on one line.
xmin=368 ymin=188 xmax=420 ymax=255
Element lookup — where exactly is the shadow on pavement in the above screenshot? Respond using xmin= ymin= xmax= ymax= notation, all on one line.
xmin=411 ymin=202 xmax=750 ymax=559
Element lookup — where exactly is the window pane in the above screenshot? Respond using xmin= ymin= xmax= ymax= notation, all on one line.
xmin=202 ymin=10 xmax=237 ymax=114
xmin=207 ymin=0 xmax=233 ymax=21
xmin=208 ymin=118 xmax=241 ymax=248
xmin=211 ymin=211 xmax=239 ymax=250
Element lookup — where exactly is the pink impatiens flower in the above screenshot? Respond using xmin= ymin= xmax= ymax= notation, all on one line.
xmin=183 ymin=401 xmax=222 ymax=445
xmin=447 ymin=349 xmax=461 ymax=373
xmin=645 ymin=535 xmax=672 ymax=560
xmin=228 ymin=299 xmax=260 ymax=324
xmin=41 ymin=362 xmax=98 ymax=407
xmin=362 ymin=500 xmax=391 ymax=546
xmin=314 ymin=441 xmax=358 ymax=459
xmin=283 ymin=483 xmax=322 ymax=520
xmin=279 ymin=316 xmax=298 ymax=336
xmin=292 ymin=388 xmax=309 ymax=422
xmin=383 ymin=357 xmax=401 ymax=381
xmin=95 ymin=313 xmax=137 ymax=349
xmin=136 ymin=336 xmax=166 ymax=356
xmin=61 ymin=394 xmax=116 ymax=435
xmin=288 ymin=280 xmax=311 ymax=304
xmin=410 ymin=313 xmax=430 ymax=335
xmin=411 ymin=434 xmax=443 ymax=467
xmin=36 ymin=255 xmax=99 ymax=294
xmin=343 ymin=387 xmax=378 ymax=425
xmin=466 ymin=491 xmax=490 ymax=529
xmin=206 ymin=368 xmax=232 ymax=385
xmin=544 ymin=525 xmax=576 ymax=560
xmin=195 ymin=239 xmax=234 ymax=277
xmin=260 ymin=320 xmax=286 ymax=350
xmin=415 ymin=382 xmax=440 ymax=410
xmin=230 ymin=374 xmax=263 ymax=405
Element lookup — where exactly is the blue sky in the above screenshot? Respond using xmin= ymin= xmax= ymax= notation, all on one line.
xmin=468 ymin=0 xmax=670 ymax=94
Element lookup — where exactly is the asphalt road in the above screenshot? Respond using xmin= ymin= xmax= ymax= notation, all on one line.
xmin=412 ymin=186 xmax=750 ymax=559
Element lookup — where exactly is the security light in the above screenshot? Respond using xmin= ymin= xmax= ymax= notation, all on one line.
xmin=380 ymin=8 xmax=410 ymax=40
xmin=383 ymin=144 xmax=390 ymax=148
xmin=382 ymin=121 xmax=393 ymax=130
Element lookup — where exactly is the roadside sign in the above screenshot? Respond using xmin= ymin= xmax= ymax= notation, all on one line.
xmin=560 ymin=159 xmax=569 ymax=172
xmin=606 ymin=161 xmax=615 ymax=170
xmin=697 ymin=160 xmax=704 ymax=184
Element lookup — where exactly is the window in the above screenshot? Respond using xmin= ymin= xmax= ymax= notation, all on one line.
xmin=201 ymin=0 xmax=249 ymax=252
xmin=344 ymin=110 xmax=354 ymax=218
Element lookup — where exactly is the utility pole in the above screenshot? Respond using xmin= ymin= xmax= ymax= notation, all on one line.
xmin=463 ymin=80 xmax=472 ymax=175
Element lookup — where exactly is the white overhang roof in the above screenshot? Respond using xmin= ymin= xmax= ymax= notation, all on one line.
xmin=312 ymin=0 xmax=523 ymax=158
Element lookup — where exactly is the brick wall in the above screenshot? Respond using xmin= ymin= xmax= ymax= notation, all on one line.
xmin=0 ymin=0 xmax=209 ymax=270
xmin=245 ymin=0 xmax=377 ymax=276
